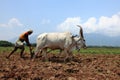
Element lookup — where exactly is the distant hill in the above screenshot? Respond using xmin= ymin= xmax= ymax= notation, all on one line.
xmin=84 ymin=33 xmax=120 ymax=47
xmin=9 ymin=33 xmax=120 ymax=47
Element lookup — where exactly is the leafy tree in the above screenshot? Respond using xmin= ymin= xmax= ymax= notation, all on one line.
xmin=0 ymin=40 xmax=14 ymax=47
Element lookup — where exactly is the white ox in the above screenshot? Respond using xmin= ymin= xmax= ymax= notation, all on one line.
xmin=32 ymin=25 xmax=86 ymax=61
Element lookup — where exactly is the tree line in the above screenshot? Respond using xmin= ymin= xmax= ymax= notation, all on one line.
xmin=0 ymin=40 xmax=36 ymax=47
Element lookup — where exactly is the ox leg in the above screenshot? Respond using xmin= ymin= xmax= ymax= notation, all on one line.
xmin=68 ymin=51 xmax=73 ymax=61
xmin=63 ymin=49 xmax=69 ymax=62
xmin=42 ymin=48 xmax=48 ymax=61
xmin=58 ymin=49 xmax=63 ymax=57
xmin=64 ymin=49 xmax=73 ymax=62
xmin=32 ymin=47 xmax=41 ymax=61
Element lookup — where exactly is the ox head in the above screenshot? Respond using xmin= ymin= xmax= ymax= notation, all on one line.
xmin=74 ymin=25 xmax=86 ymax=51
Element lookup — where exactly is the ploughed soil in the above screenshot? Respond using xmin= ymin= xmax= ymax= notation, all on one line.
xmin=0 ymin=52 xmax=120 ymax=80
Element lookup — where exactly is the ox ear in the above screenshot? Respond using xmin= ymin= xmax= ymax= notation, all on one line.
xmin=77 ymin=25 xmax=84 ymax=39
xmin=72 ymin=35 xmax=77 ymax=38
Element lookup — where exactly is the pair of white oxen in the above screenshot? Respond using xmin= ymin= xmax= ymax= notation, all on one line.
xmin=32 ymin=25 xmax=86 ymax=61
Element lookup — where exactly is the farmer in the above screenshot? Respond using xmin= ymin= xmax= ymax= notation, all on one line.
xmin=6 ymin=30 xmax=33 ymax=58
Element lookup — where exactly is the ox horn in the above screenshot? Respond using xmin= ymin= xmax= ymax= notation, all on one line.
xmin=77 ymin=25 xmax=84 ymax=39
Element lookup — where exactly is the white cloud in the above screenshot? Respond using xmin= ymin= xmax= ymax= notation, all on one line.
xmin=57 ymin=17 xmax=82 ymax=34
xmin=83 ymin=17 xmax=97 ymax=33
xmin=0 ymin=18 xmax=23 ymax=27
xmin=0 ymin=18 xmax=24 ymax=40
xmin=96 ymin=13 xmax=120 ymax=36
xmin=57 ymin=12 xmax=120 ymax=37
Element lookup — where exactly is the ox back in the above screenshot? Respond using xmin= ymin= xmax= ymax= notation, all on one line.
xmin=36 ymin=32 xmax=73 ymax=50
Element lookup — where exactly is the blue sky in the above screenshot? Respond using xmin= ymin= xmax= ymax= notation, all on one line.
xmin=0 ymin=0 xmax=120 ymax=42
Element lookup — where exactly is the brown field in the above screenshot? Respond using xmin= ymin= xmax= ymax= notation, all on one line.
xmin=0 ymin=52 xmax=120 ymax=80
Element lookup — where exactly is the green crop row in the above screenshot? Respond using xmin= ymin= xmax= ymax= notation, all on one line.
xmin=0 ymin=47 xmax=120 ymax=54
xmin=76 ymin=47 xmax=120 ymax=54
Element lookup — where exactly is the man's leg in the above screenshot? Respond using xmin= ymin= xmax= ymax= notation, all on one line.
xmin=20 ymin=46 xmax=25 ymax=58
xmin=6 ymin=47 xmax=18 ymax=58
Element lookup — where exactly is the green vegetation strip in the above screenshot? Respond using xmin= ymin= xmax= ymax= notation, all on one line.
xmin=77 ymin=47 xmax=120 ymax=54
xmin=0 ymin=47 xmax=120 ymax=54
